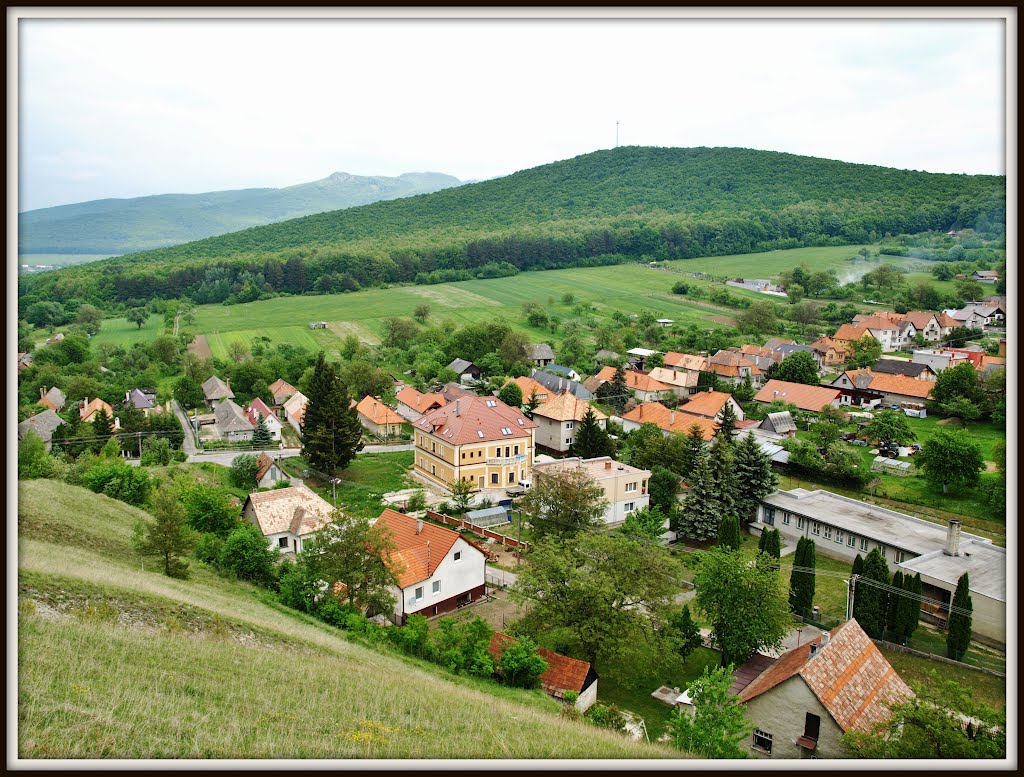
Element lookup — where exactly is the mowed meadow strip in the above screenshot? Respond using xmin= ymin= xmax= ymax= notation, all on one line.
xmin=16 ymin=480 xmax=681 ymax=760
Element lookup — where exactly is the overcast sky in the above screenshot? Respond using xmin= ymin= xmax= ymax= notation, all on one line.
xmin=18 ymin=17 xmax=1006 ymax=211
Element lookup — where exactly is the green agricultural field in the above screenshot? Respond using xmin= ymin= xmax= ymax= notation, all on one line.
xmin=89 ymin=313 xmax=166 ymax=349
xmin=16 ymin=479 xmax=677 ymax=759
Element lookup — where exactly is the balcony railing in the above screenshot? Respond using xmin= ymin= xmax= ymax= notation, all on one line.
xmin=486 ymin=454 xmax=527 ymax=466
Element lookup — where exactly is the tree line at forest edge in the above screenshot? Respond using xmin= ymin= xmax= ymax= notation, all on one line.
xmin=18 ymin=146 xmax=1005 ymax=314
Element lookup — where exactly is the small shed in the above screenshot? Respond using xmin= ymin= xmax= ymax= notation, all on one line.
xmin=466 ymin=505 xmax=510 ymax=528
xmin=309 ymin=321 xmax=328 ymax=329
xmin=760 ymin=411 xmax=797 ymax=436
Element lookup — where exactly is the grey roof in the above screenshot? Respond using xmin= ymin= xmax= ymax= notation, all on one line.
xmin=18 ymin=410 xmax=65 ymax=444
xmin=126 ymin=388 xmax=155 ymax=409
xmin=544 ymin=364 xmax=575 ymax=378
xmin=523 ymin=343 xmax=556 ymax=361
xmin=465 ymin=506 xmax=509 ymax=527
xmin=202 ymin=375 xmax=234 ymax=401
xmin=773 ymin=343 xmax=817 ymax=357
xmin=595 ymin=349 xmax=622 ymax=362
xmin=214 ymin=398 xmax=255 ymax=433
xmin=761 ymin=489 xmax=989 ymax=557
xmin=532 ymin=370 xmax=592 ymax=400
xmin=737 ymin=428 xmax=790 ymax=463
xmin=39 ymin=386 xmax=66 ymax=410
xmin=446 ymin=358 xmax=477 ymax=375
xmin=762 ymin=411 xmax=797 ymax=434
xmin=898 ymin=540 xmax=1005 ymax=602
xmin=872 ymin=359 xmax=933 ymax=378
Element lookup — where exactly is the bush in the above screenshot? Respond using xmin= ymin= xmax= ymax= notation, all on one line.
xmin=194 ymin=532 xmax=224 ymax=566
xmin=81 ymin=458 xmax=153 ymax=506
xmin=172 ymin=449 xmax=188 ymax=462
xmin=585 ymin=703 xmax=625 ymax=730
xmin=229 ymin=454 xmax=259 ymax=489
xmin=317 ymin=597 xmax=360 ymax=628
xmin=217 ymin=523 xmax=279 ymax=587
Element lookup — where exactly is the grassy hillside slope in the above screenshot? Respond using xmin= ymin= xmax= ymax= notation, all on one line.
xmin=18 ymin=171 xmax=463 ymax=255
xmin=16 ymin=480 xmax=676 ymax=760
xmin=20 ymin=146 xmax=1004 ymax=311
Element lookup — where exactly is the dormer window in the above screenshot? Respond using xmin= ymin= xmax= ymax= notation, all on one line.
xmin=516 ymin=418 xmax=524 ymax=425
xmin=477 ymin=430 xmax=485 ymax=438
xmin=486 ymin=399 xmax=497 ymax=407
xmin=501 ymin=427 xmax=512 ymax=435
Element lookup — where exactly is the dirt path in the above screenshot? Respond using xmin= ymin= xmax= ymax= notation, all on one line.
xmin=172 ymin=311 xmax=180 ymax=337
xmin=188 ymin=334 xmax=213 ymax=360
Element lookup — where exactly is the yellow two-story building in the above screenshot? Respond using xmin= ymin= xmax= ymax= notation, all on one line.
xmin=413 ymin=396 xmax=537 ymax=493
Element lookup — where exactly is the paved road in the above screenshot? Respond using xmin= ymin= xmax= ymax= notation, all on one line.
xmin=171 ymin=400 xmax=199 ymax=456
xmin=184 ymin=442 xmax=413 ymax=465
xmin=486 ymin=567 xmax=518 ymax=588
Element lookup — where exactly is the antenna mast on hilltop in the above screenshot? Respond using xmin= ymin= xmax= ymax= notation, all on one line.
xmin=616 ymin=121 xmax=619 ymax=148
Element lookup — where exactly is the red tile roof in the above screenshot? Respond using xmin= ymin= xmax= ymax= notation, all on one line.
xmin=740 ymin=620 xmax=913 ymax=734
xmin=268 ymin=379 xmax=295 ymax=401
xmin=860 ymin=371 xmax=933 ymax=399
xmin=509 ymin=376 xmax=552 ymax=404
xmin=415 ymin=395 xmax=536 ymax=446
xmin=833 ymin=324 xmax=873 ymax=343
xmin=937 ymin=312 xmax=960 ymax=328
xmin=754 ymin=380 xmax=840 ymax=412
xmin=488 ymin=632 xmax=593 ymax=698
xmin=663 ymin=352 xmax=709 ymax=371
xmin=255 ymin=452 xmax=279 ymax=482
xmin=531 ymin=391 xmax=607 ymax=423
xmin=80 ymin=397 xmax=115 ymax=421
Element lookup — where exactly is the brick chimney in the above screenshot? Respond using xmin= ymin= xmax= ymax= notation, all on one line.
xmin=604 ymin=461 xmax=612 ymax=470
xmin=416 ymin=519 xmax=423 ymax=534
xmin=455 ymin=400 xmax=461 ymax=417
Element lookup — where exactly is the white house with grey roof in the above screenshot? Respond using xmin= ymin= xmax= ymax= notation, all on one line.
xmin=213 ymin=398 xmax=255 ymax=441
xmin=18 ymin=410 xmax=66 ymax=451
xmin=522 ymin=343 xmax=556 ymax=368
xmin=752 ymin=488 xmax=992 ymax=567
xmin=898 ymin=535 xmax=1005 ymax=645
xmin=202 ymin=375 xmax=234 ymax=408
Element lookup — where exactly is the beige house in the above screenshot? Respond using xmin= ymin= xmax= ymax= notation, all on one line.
xmin=530 ymin=391 xmax=607 ymax=452
xmin=680 ymin=390 xmax=744 ymax=421
xmin=356 ymin=395 xmax=405 ymax=439
xmin=283 ymin=391 xmax=309 ymax=434
xmin=243 ymin=485 xmax=335 ymax=555
xmin=532 ymin=456 xmax=650 ymax=528
xmin=413 ymin=396 xmax=537 ymax=493
xmin=646 ymin=366 xmax=700 ymax=399
xmin=736 ymin=619 xmax=912 ymax=759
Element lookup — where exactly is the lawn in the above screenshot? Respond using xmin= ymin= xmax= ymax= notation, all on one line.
xmin=89 ymin=313 xmax=166 ymax=350
xmin=278 ymin=451 xmax=415 ymax=518
xmin=597 ymin=646 xmax=721 ymax=741
xmin=878 ymin=647 xmax=1005 ymax=712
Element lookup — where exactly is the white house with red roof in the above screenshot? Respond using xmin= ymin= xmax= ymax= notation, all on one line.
xmin=247 ymin=398 xmax=283 ymax=441
xmin=373 ymin=508 xmax=487 ymax=624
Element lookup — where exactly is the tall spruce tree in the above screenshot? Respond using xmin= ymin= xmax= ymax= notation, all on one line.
xmin=718 ymin=515 xmax=741 ymax=551
xmin=252 ymin=413 xmax=273 ymax=447
xmin=897 ymin=572 xmax=919 ymax=644
xmin=681 ymin=424 xmax=707 ymax=474
xmin=93 ymin=407 xmax=114 ymax=442
xmin=885 ymin=571 xmax=905 ymax=640
xmin=855 ymin=548 xmax=890 ymax=638
xmin=609 ymin=363 xmax=630 ymax=413
xmin=765 ymin=528 xmax=781 ymax=560
xmin=301 ymin=352 xmax=364 ymax=478
xmin=682 ymin=448 xmax=719 ymax=541
xmin=523 ymin=388 xmax=541 ymax=419
xmin=908 ymin=572 xmax=922 ymax=635
xmin=945 ymin=573 xmax=973 ymax=661
xmin=570 ymin=406 xmax=615 ymax=459
xmin=732 ymin=432 xmax=778 ymax=525
xmin=716 ymin=401 xmax=738 ymax=444
xmin=757 ymin=529 xmax=768 ymax=554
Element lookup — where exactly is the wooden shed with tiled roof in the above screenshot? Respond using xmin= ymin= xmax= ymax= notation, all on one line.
xmin=488 ymin=632 xmax=599 ymax=711
xmin=737 ymin=619 xmax=913 ymax=759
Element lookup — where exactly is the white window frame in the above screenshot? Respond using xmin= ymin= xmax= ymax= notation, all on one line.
xmin=848 ymin=534 xmax=856 ymax=547
xmin=860 ymin=537 xmax=869 ymax=552
xmin=432 ymin=580 xmax=441 ymax=596
xmin=625 ymin=482 xmax=637 ymax=493
xmin=894 ymin=549 xmax=905 ymax=563
xmin=782 ymin=511 xmax=790 ymax=526
xmin=624 ymin=502 xmax=635 ymax=512
xmin=823 ymin=525 xmax=832 ymax=541
xmin=752 ymin=729 xmax=773 ymax=754
xmin=812 ymin=522 xmax=820 ymax=536
xmin=797 ymin=516 xmax=805 ymax=530
xmin=414 ymin=586 xmax=424 ymax=602
xmin=835 ymin=529 xmax=844 ymax=544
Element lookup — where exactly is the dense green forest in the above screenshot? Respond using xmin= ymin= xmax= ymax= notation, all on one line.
xmin=19 ymin=146 xmax=1005 ymax=315
xmin=18 ymin=171 xmax=463 ymax=255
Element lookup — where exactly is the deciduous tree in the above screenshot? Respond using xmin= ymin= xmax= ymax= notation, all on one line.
xmin=521 ymin=467 xmax=607 ymax=539
xmin=665 ymin=665 xmax=752 ymax=759
xmin=916 ymin=429 xmax=984 ymax=495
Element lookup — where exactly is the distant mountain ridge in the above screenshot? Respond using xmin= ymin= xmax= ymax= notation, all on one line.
xmin=18 ymin=171 xmax=464 ymax=254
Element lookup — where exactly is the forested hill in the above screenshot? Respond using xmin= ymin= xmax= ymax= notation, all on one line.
xmin=18 ymin=171 xmax=463 ymax=255
xmin=20 ymin=146 xmax=1005 ymax=312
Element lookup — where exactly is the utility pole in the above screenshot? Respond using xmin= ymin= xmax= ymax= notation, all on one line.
xmin=846 ymin=574 xmax=858 ymax=622
xmin=515 ymin=502 xmax=523 ymax=567
xmin=615 ymin=121 xmax=619 ymax=148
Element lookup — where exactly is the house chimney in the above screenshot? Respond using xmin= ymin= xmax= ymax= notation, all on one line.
xmin=416 ymin=519 xmax=423 ymax=535
xmin=943 ymin=520 xmax=961 ymax=556
xmin=820 ymin=630 xmax=830 ymax=648
xmin=40 ymin=386 xmax=46 ymax=399
xmin=670 ymin=411 xmax=676 ymax=426
xmin=604 ymin=461 xmax=612 ymax=470
xmin=455 ymin=400 xmax=461 ymax=417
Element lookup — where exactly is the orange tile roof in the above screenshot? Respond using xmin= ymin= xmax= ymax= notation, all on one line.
xmin=647 ymin=366 xmax=699 ymax=389
xmin=594 ymin=366 xmax=673 ymax=394
xmin=681 ymin=390 xmax=734 ymax=419
xmin=741 ymin=620 xmax=913 ymax=734
xmin=810 ymin=336 xmax=851 ymax=356
xmin=415 ymin=395 xmax=536 ymax=446
xmin=937 ymin=312 xmax=960 ymax=328
xmin=510 ymin=376 xmax=552 ymax=404
xmin=283 ymin=391 xmax=308 ymax=424
xmin=622 ymin=402 xmax=718 ymax=440
xmin=375 ymin=509 xmax=469 ymax=589
xmin=255 ymin=452 xmax=279 ymax=482
xmin=395 ymin=385 xmax=448 ymax=413
xmin=531 ymin=391 xmax=607 ymax=423
xmin=862 ymin=372 xmax=933 ymax=399
xmin=268 ymin=378 xmax=295 ymax=400
xmin=833 ymin=324 xmax=873 ymax=343
xmin=754 ymin=380 xmax=841 ymax=412
xmin=900 ymin=312 xmax=938 ymax=330
xmin=858 ymin=316 xmax=901 ymax=331
xmin=488 ymin=632 xmax=593 ymax=698
xmin=356 ymin=395 xmax=405 ymax=426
